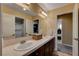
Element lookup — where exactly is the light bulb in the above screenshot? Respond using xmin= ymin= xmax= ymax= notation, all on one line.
xmin=23 ymin=8 xmax=26 ymax=11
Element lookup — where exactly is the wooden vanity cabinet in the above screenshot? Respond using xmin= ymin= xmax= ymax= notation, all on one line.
xmin=28 ymin=45 xmax=44 ymax=56
xmin=49 ymin=37 xmax=55 ymax=55
xmin=44 ymin=37 xmax=55 ymax=56
xmin=44 ymin=41 xmax=50 ymax=56
xmin=27 ymin=37 xmax=55 ymax=56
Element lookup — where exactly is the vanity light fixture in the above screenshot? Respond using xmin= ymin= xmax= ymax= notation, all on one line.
xmin=38 ymin=13 xmax=45 ymax=18
xmin=42 ymin=11 xmax=47 ymax=16
xmin=16 ymin=3 xmax=30 ymax=10
xmin=27 ymin=3 xmax=30 ymax=4
xmin=23 ymin=8 xmax=26 ymax=11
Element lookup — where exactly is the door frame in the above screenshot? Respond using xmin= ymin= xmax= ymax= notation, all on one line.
xmin=72 ymin=3 xmax=78 ymax=56
xmin=55 ymin=11 xmax=73 ymax=51
xmin=55 ymin=4 xmax=78 ymax=56
xmin=56 ymin=13 xmax=73 ymax=48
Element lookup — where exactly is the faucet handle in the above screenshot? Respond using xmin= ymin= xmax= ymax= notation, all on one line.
xmin=20 ymin=40 xmax=26 ymax=44
xmin=12 ymin=34 xmax=15 ymax=36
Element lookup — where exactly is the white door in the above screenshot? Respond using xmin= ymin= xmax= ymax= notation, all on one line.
xmin=73 ymin=4 xmax=78 ymax=56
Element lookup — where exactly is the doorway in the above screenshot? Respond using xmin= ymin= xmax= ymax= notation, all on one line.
xmin=57 ymin=13 xmax=73 ymax=55
xmin=15 ymin=17 xmax=25 ymax=37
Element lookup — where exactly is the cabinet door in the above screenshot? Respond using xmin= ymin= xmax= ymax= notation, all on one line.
xmin=49 ymin=41 xmax=53 ymax=56
xmin=39 ymin=45 xmax=44 ymax=56
xmin=44 ymin=37 xmax=55 ymax=56
xmin=28 ymin=46 xmax=44 ymax=56
xmin=49 ymin=37 xmax=55 ymax=55
xmin=44 ymin=41 xmax=50 ymax=56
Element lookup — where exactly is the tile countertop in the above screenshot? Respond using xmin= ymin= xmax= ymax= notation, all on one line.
xmin=2 ymin=36 xmax=55 ymax=56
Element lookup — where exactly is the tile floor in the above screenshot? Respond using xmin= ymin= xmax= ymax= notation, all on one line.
xmin=57 ymin=44 xmax=72 ymax=55
xmin=57 ymin=51 xmax=72 ymax=56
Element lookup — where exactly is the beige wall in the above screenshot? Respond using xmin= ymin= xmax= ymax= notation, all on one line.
xmin=47 ymin=4 xmax=74 ymax=35
xmin=58 ymin=13 xmax=72 ymax=45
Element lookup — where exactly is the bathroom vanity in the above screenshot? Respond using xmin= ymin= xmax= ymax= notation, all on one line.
xmin=27 ymin=37 xmax=55 ymax=56
xmin=2 ymin=36 xmax=55 ymax=56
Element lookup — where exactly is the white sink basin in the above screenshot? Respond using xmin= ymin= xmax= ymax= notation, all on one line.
xmin=15 ymin=41 xmax=36 ymax=50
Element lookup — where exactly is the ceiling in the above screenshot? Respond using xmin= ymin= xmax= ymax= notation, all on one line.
xmin=2 ymin=3 xmax=37 ymax=16
xmin=2 ymin=3 xmax=68 ymax=16
xmin=38 ymin=3 xmax=68 ymax=12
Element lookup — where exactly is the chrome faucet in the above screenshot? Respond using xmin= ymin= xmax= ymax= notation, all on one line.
xmin=20 ymin=40 xmax=26 ymax=44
